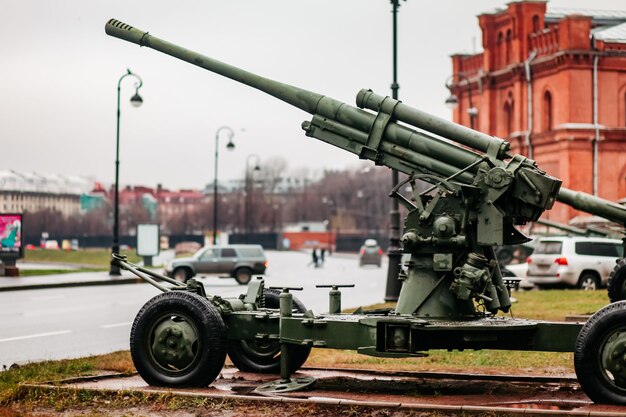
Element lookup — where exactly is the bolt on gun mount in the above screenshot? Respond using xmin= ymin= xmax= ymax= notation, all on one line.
xmin=105 ymin=19 xmax=626 ymax=405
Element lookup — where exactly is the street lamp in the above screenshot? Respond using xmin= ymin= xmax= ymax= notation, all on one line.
xmin=357 ymin=189 xmax=371 ymax=234
xmin=384 ymin=0 xmax=405 ymax=301
xmin=212 ymin=126 xmax=235 ymax=245
xmin=445 ymin=73 xmax=478 ymax=130
xmin=322 ymin=196 xmax=337 ymax=252
xmin=244 ymin=154 xmax=261 ymax=240
xmin=110 ymin=69 xmax=143 ymax=276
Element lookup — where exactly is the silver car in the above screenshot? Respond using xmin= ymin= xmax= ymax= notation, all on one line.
xmin=164 ymin=244 xmax=267 ymax=285
xmin=359 ymin=239 xmax=383 ymax=267
xmin=526 ymin=236 xmax=623 ymax=290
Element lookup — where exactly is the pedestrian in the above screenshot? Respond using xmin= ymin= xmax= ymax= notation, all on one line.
xmin=309 ymin=248 xmax=319 ymax=268
xmin=320 ymin=248 xmax=326 ymax=266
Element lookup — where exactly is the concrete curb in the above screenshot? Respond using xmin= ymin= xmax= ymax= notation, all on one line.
xmin=0 ymin=277 xmax=145 ymax=292
xmin=20 ymin=377 xmax=624 ymax=417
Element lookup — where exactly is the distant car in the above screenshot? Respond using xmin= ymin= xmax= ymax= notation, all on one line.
xmin=43 ymin=240 xmax=59 ymax=250
xmin=502 ymin=262 xmax=535 ymax=290
xmin=359 ymin=239 xmax=382 ymax=267
xmin=526 ymin=236 xmax=623 ymax=290
xmin=174 ymin=241 xmax=202 ymax=255
xmin=164 ymin=244 xmax=267 ymax=285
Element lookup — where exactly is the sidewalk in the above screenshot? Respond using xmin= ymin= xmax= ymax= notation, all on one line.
xmin=0 ymin=268 xmax=144 ymax=292
xmin=0 ymin=250 xmax=177 ymax=292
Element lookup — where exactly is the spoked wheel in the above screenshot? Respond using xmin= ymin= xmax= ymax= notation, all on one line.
xmin=130 ymin=291 xmax=227 ymax=387
xmin=575 ymin=301 xmax=626 ymax=404
xmin=608 ymin=259 xmax=626 ymax=303
xmin=578 ymin=272 xmax=600 ymax=290
xmin=227 ymin=289 xmax=311 ymax=374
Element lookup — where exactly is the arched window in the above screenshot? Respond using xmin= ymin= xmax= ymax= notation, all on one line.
xmin=497 ymin=32 xmax=504 ymax=67
xmin=505 ymin=30 xmax=512 ymax=65
xmin=532 ymin=15 xmax=540 ymax=33
xmin=503 ymin=103 xmax=511 ymax=137
xmin=503 ymin=92 xmax=514 ymax=137
xmin=543 ymin=91 xmax=553 ymax=132
xmin=622 ymin=91 xmax=626 ymax=126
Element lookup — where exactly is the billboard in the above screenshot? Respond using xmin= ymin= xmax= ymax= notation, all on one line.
xmin=0 ymin=213 xmax=23 ymax=258
xmin=137 ymin=224 xmax=160 ymax=257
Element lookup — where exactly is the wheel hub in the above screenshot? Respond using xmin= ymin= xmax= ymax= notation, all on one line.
xmin=241 ymin=339 xmax=279 ymax=360
xmin=601 ymin=329 xmax=626 ymax=387
xmin=152 ymin=318 xmax=198 ymax=371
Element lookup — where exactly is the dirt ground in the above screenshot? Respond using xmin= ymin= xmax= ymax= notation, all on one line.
xmin=2 ymin=403 xmax=442 ymax=417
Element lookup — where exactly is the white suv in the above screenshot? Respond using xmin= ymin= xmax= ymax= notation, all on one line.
xmin=526 ymin=236 xmax=623 ymax=290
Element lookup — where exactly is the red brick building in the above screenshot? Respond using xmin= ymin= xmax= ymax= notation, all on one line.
xmin=448 ymin=1 xmax=626 ymax=223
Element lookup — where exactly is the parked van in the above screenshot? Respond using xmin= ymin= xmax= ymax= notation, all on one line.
xmin=164 ymin=244 xmax=267 ymax=285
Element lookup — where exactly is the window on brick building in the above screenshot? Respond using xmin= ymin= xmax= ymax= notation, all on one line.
xmin=621 ymin=91 xmax=626 ymax=126
xmin=532 ymin=15 xmax=540 ymax=33
xmin=503 ymin=103 xmax=511 ymax=137
xmin=505 ymin=29 xmax=512 ymax=65
xmin=543 ymin=91 xmax=553 ymax=132
xmin=504 ymin=94 xmax=514 ymax=137
xmin=497 ymin=32 xmax=504 ymax=67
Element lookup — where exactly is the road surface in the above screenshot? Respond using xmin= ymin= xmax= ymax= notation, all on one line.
xmin=0 ymin=250 xmax=388 ymax=368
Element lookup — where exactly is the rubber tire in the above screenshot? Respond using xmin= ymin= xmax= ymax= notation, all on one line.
xmin=173 ymin=267 xmax=191 ymax=283
xmin=130 ymin=291 xmax=227 ymax=387
xmin=227 ymin=289 xmax=311 ymax=374
xmin=234 ymin=267 xmax=252 ymax=285
xmin=575 ymin=300 xmax=626 ymax=404
xmin=578 ymin=272 xmax=600 ymax=290
xmin=608 ymin=259 xmax=626 ymax=303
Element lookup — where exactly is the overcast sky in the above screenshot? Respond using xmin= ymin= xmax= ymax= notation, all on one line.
xmin=2 ymin=0 xmax=624 ymax=190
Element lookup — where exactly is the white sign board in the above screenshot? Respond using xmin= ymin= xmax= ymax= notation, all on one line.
xmin=137 ymin=224 xmax=160 ymax=257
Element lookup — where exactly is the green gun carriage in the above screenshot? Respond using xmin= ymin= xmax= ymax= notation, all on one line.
xmin=106 ymin=19 xmax=626 ymax=404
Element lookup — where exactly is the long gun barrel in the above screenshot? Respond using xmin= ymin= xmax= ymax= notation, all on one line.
xmin=556 ymin=188 xmax=626 ymax=227
xmin=105 ymin=19 xmax=626 ymax=232
xmin=535 ymin=219 xmax=617 ymax=237
xmin=104 ymin=19 xmax=503 ymax=183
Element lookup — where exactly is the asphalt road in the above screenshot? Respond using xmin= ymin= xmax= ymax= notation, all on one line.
xmin=0 ymin=250 xmax=388 ymax=368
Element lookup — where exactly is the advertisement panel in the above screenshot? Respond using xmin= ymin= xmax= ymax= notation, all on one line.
xmin=137 ymin=224 xmax=160 ymax=257
xmin=0 ymin=213 xmax=23 ymax=259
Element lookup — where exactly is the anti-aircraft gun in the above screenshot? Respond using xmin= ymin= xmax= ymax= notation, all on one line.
xmin=105 ymin=19 xmax=626 ymax=404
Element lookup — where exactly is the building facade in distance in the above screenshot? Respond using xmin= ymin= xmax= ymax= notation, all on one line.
xmin=448 ymin=1 xmax=626 ymax=223
xmin=0 ymin=170 xmax=93 ymax=217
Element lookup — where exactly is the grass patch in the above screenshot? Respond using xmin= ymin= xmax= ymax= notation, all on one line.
xmin=24 ymin=249 xmax=141 ymax=268
xmin=306 ymin=348 xmax=573 ymax=375
xmin=510 ymin=289 xmax=606 ymax=320
xmin=0 ymin=351 xmax=133 ymax=406
xmin=19 ymin=268 xmax=104 ymax=277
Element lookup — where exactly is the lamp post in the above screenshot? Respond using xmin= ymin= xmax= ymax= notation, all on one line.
xmin=322 ymin=196 xmax=336 ymax=252
xmin=357 ymin=189 xmax=371 ymax=234
xmin=244 ymin=154 xmax=261 ymax=240
xmin=445 ymin=73 xmax=478 ymax=130
xmin=212 ymin=126 xmax=235 ymax=245
xmin=110 ymin=69 xmax=143 ymax=276
xmin=384 ymin=0 xmax=405 ymax=301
